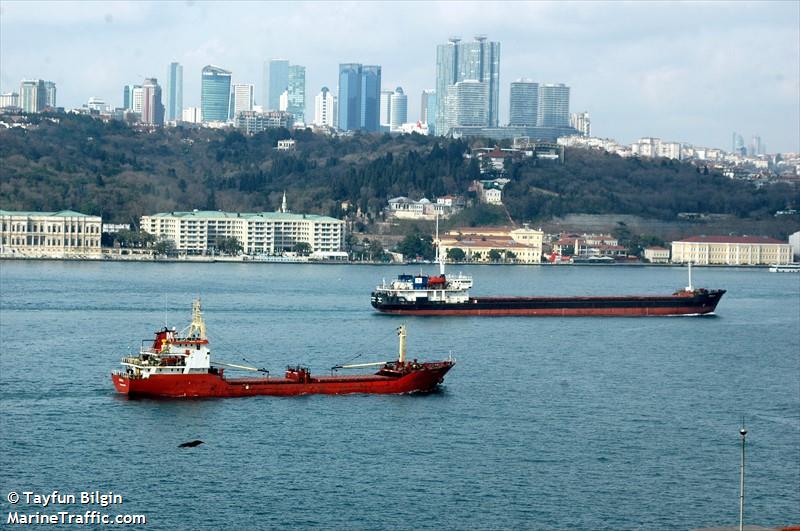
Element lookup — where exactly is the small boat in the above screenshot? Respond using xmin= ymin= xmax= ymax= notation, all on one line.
xmin=111 ymin=300 xmax=454 ymax=398
xmin=769 ymin=263 xmax=800 ymax=273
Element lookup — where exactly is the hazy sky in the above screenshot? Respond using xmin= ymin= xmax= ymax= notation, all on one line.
xmin=1 ymin=1 xmax=798 ymax=152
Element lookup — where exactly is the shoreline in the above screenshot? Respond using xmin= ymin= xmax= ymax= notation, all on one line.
xmin=0 ymin=254 xmax=783 ymax=269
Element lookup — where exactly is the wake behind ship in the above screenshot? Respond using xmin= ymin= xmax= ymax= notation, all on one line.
xmin=112 ymin=300 xmax=454 ymax=398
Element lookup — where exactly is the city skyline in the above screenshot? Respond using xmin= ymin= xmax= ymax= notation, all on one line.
xmin=0 ymin=1 xmax=798 ymax=150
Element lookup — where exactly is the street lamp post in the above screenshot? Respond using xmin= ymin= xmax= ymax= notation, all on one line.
xmin=739 ymin=422 xmax=747 ymax=531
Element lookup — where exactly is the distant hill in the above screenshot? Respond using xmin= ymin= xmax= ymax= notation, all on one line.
xmin=1 ymin=113 xmax=797 ymax=238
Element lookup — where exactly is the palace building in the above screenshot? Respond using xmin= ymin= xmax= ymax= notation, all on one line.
xmin=0 ymin=210 xmax=102 ymax=258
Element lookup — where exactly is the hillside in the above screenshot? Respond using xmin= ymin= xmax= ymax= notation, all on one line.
xmin=1 ymin=113 xmax=797 ymax=238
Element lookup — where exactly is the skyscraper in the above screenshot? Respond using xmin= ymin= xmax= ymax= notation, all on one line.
xmin=141 ymin=78 xmax=164 ymax=125
xmin=123 ymin=85 xmax=136 ymax=110
xmin=287 ymin=65 xmax=306 ymax=123
xmin=361 ymin=65 xmax=381 ymax=132
xmin=42 ymin=81 xmax=56 ymax=108
xmin=509 ymin=79 xmax=538 ymax=127
xmin=337 ymin=63 xmax=381 ymax=132
xmin=314 ymin=86 xmax=335 ymax=127
xmin=435 ymin=36 xmax=500 ymax=135
xmin=132 ymin=86 xmax=144 ymax=113
xmin=232 ymin=84 xmax=255 ymax=116
xmin=537 ymin=84 xmax=570 ymax=127
xmin=201 ymin=65 xmax=232 ymax=123
xmin=445 ymin=80 xmax=488 ymax=130
xmin=338 ymin=63 xmax=362 ymax=131
xmin=420 ymin=89 xmax=435 ymax=123
xmin=166 ymin=62 xmax=183 ymax=122
xmin=268 ymin=59 xmax=289 ymax=111
xmin=390 ymin=87 xmax=407 ymax=131
xmin=570 ymin=111 xmax=590 ymax=136
xmin=379 ymin=90 xmax=393 ymax=129
xmin=19 ymin=80 xmax=49 ymax=113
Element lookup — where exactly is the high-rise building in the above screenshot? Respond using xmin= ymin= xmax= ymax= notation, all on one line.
xmin=165 ymin=62 xmax=183 ymax=122
xmin=750 ymin=135 xmax=764 ymax=156
xmin=268 ymin=59 xmax=289 ymax=111
xmin=19 ymin=80 xmax=47 ymax=113
xmin=201 ymin=65 xmax=232 ymax=123
xmin=1 ymin=92 xmax=20 ymax=108
xmin=232 ymin=84 xmax=255 ymax=116
xmin=338 ymin=63 xmax=361 ymax=131
xmin=420 ymin=89 xmax=435 ymax=123
xmin=141 ymin=78 xmax=164 ymax=125
xmin=43 ymin=81 xmax=56 ymax=108
xmin=390 ymin=87 xmax=407 ymax=131
xmin=435 ymin=36 xmax=500 ymax=135
xmin=570 ymin=111 xmax=590 ymax=136
xmin=286 ymin=65 xmax=306 ymax=123
xmin=732 ymin=132 xmax=746 ymax=155
xmin=123 ymin=85 xmax=135 ymax=110
xmin=337 ymin=63 xmax=381 ymax=132
xmin=132 ymin=86 xmax=144 ymax=113
xmin=379 ymin=90 xmax=393 ymax=129
xmin=509 ymin=79 xmax=538 ymax=127
xmin=314 ymin=86 xmax=335 ymax=127
xmin=537 ymin=83 xmax=570 ymax=127
xmin=361 ymin=65 xmax=381 ymax=132
xmin=445 ymin=80 xmax=488 ymax=130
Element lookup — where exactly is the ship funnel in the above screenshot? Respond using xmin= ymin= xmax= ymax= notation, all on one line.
xmin=397 ymin=325 xmax=407 ymax=364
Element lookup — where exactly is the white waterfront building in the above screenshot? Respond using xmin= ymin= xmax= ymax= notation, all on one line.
xmin=0 ymin=210 xmax=102 ymax=258
xmin=140 ymin=208 xmax=345 ymax=255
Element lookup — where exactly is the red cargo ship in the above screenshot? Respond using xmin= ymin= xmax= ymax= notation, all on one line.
xmin=112 ymin=300 xmax=454 ymax=398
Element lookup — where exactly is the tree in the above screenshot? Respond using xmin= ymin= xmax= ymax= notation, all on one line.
xmin=397 ymin=232 xmax=435 ymax=261
xmin=505 ymin=250 xmax=517 ymax=262
xmin=293 ymin=242 xmax=312 ymax=256
xmin=447 ymin=247 xmax=466 ymax=261
xmin=153 ymin=238 xmax=176 ymax=256
xmin=215 ymin=236 xmax=243 ymax=255
xmin=488 ymin=249 xmax=503 ymax=262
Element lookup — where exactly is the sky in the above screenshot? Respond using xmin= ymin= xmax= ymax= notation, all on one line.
xmin=1 ymin=0 xmax=798 ymax=152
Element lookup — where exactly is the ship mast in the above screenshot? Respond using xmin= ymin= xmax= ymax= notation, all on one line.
xmin=397 ymin=325 xmax=407 ymax=363
xmin=686 ymin=261 xmax=694 ymax=292
xmin=186 ymin=298 xmax=207 ymax=339
xmin=436 ymin=212 xmax=445 ymax=275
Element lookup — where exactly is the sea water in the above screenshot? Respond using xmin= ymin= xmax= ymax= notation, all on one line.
xmin=1 ymin=262 xmax=798 ymax=529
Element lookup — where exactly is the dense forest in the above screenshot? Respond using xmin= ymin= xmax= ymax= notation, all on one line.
xmin=1 ymin=113 xmax=797 ymax=236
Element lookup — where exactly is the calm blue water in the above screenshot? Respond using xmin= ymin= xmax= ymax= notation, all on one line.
xmin=1 ymin=262 xmax=798 ymax=530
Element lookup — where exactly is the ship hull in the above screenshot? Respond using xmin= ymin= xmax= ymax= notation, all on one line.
xmin=371 ymin=290 xmax=726 ymax=316
xmin=111 ymin=363 xmax=453 ymax=398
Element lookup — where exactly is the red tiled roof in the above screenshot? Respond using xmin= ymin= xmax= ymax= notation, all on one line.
xmin=677 ymin=235 xmax=786 ymax=244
